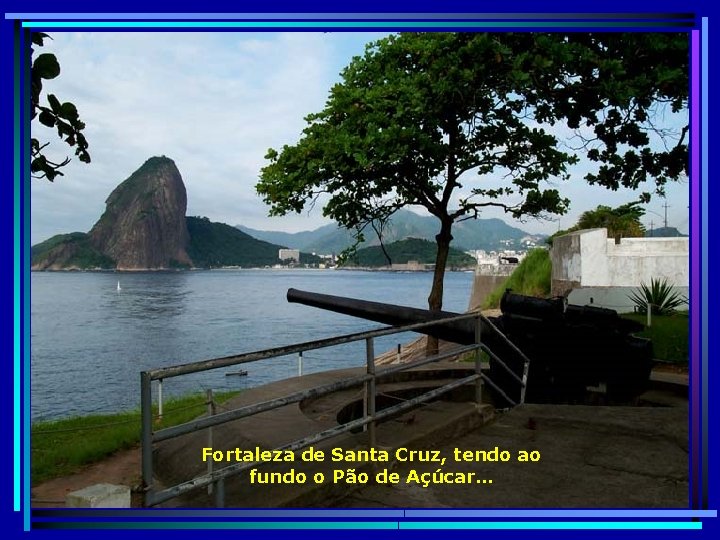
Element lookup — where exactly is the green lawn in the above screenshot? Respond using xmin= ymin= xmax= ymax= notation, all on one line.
xmin=31 ymin=391 xmax=238 ymax=485
xmin=622 ymin=311 xmax=689 ymax=364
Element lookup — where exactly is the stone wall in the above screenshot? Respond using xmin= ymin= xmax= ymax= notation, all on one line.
xmin=550 ymin=228 xmax=689 ymax=311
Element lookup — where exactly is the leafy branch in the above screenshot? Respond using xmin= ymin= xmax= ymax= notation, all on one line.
xmin=30 ymin=32 xmax=90 ymax=181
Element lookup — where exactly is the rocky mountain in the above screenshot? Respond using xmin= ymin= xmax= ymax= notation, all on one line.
xmin=31 ymin=157 xmax=317 ymax=270
xmin=238 ymin=209 xmax=544 ymax=254
xmin=89 ymin=156 xmax=192 ymax=269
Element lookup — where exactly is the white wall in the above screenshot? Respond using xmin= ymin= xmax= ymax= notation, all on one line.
xmin=551 ymin=228 xmax=689 ymax=310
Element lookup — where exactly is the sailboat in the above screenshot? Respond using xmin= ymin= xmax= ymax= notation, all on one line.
xmin=116 ymin=281 xmax=122 ymax=292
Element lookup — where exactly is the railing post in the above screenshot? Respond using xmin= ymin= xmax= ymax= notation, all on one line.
xmin=520 ymin=361 xmax=530 ymax=405
xmin=519 ymin=347 xmax=530 ymax=405
xmin=474 ymin=315 xmax=482 ymax=406
xmin=365 ymin=337 xmax=376 ymax=448
xmin=140 ymin=371 xmax=153 ymax=505
xmin=157 ymin=378 xmax=163 ymax=421
xmin=215 ymin=477 xmax=225 ymax=508
xmin=298 ymin=351 xmax=303 ymax=376
xmin=207 ymin=388 xmax=215 ymax=496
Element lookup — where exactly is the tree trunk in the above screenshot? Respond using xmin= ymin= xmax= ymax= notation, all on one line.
xmin=426 ymin=218 xmax=453 ymax=355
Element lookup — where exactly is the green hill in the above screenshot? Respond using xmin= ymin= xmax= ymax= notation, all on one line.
xmin=344 ymin=238 xmax=476 ymax=268
xmin=31 ymin=232 xmax=116 ymax=270
xmin=187 ymin=217 xmax=320 ymax=268
xmin=238 ymin=209 xmax=543 ymax=254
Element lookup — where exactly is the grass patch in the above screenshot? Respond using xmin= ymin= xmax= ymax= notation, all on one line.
xmin=483 ymin=248 xmax=551 ymax=309
xmin=622 ymin=311 xmax=689 ymax=364
xmin=31 ymin=391 xmax=238 ymax=486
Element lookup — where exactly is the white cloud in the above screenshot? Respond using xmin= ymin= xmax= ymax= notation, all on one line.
xmin=30 ymin=32 xmax=383 ymax=243
xmin=30 ymin=31 xmax=690 ymax=244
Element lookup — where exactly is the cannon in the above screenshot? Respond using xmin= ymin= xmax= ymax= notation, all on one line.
xmin=287 ymin=288 xmax=653 ymax=405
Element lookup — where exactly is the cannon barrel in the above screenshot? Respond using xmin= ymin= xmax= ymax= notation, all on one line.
xmin=287 ymin=287 xmax=486 ymax=345
xmin=287 ymin=288 xmax=653 ymax=405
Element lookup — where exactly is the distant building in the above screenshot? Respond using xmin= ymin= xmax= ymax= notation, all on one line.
xmin=278 ymin=249 xmax=300 ymax=263
xmin=468 ymin=249 xmax=527 ymax=267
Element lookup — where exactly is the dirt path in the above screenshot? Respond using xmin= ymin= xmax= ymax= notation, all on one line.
xmin=31 ymin=446 xmax=142 ymax=507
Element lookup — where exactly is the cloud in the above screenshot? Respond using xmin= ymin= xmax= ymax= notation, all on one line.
xmin=30 ymin=31 xmax=690 ymax=243
xmin=30 ymin=32 xmax=382 ymax=243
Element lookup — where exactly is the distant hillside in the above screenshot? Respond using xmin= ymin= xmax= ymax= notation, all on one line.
xmin=238 ymin=209 xmax=542 ymax=254
xmin=236 ymin=223 xmax=355 ymax=255
xmin=31 ymin=232 xmax=116 ymax=270
xmin=235 ymin=223 xmax=343 ymax=252
xmin=645 ymin=227 xmax=687 ymax=238
xmin=344 ymin=238 xmax=476 ymax=268
xmin=187 ymin=217 xmax=320 ymax=268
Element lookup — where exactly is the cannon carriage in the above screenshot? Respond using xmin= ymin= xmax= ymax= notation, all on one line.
xmin=287 ymin=288 xmax=653 ymax=405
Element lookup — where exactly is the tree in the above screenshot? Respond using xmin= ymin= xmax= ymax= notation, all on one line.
xmin=31 ymin=33 xmax=91 ymax=181
xmin=549 ymin=202 xmax=647 ymax=243
xmin=576 ymin=203 xmax=646 ymax=238
xmin=257 ymin=33 xmax=688 ymax=345
xmin=520 ymin=33 xmax=688 ymax=200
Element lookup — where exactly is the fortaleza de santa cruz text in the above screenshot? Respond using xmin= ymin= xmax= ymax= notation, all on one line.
xmin=201 ymin=446 xmax=525 ymax=465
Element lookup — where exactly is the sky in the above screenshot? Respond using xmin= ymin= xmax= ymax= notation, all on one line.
xmin=30 ymin=32 xmax=690 ymax=245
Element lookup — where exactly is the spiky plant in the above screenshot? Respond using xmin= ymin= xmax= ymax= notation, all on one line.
xmin=628 ymin=277 xmax=688 ymax=315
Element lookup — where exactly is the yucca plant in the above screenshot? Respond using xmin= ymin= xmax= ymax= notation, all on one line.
xmin=628 ymin=277 xmax=688 ymax=315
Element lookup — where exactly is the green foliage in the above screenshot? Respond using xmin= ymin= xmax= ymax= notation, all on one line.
xmin=186 ymin=216 xmax=321 ymax=268
xmin=257 ymin=32 xmax=687 ymax=312
xmin=298 ymin=252 xmax=322 ymax=265
xmin=31 ymin=232 xmax=115 ymax=269
xmin=548 ymin=202 xmax=647 ymax=245
xmin=576 ymin=202 xmax=646 ymax=237
xmin=31 ymin=391 xmax=238 ymax=485
xmin=259 ymin=33 xmax=576 ymax=226
xmin=31 ymin=32 xmax=91 ymax=181
xmin=30 ymin=231 xmax=87 ymax=258
xmin=187 ymin=216 xmax=281 ymax=267
xmin=343 ymin=237 xmax=476 ymax=268
xmin=483 ymin=249 xmax=552 ymax=308
xmin=525 ymin=33 xmax=688 ymax=198
xmin=628 ymin=277 xmax=688 ymax=315
xmin=622 ymin=311 xmax=688 ymax=364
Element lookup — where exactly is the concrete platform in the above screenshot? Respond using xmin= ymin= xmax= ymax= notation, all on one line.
xmin=152 ymin=360 xmax=688 ymax=508
xmin=333 ymin=402 xmax=688 ymax=508
xmin=153 ymin=362 xmax=493 ymax=507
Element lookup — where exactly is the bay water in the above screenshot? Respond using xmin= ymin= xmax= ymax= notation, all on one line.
xmin=31 ymin=270 xmax=474 ymax=421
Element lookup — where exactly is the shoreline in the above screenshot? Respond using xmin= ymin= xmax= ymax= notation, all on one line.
xmin=31 ymin=266 xmax=477 ymax=273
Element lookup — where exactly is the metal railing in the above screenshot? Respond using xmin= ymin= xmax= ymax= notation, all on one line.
xmin=140 ymin=312 xmax=530 ymax=507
